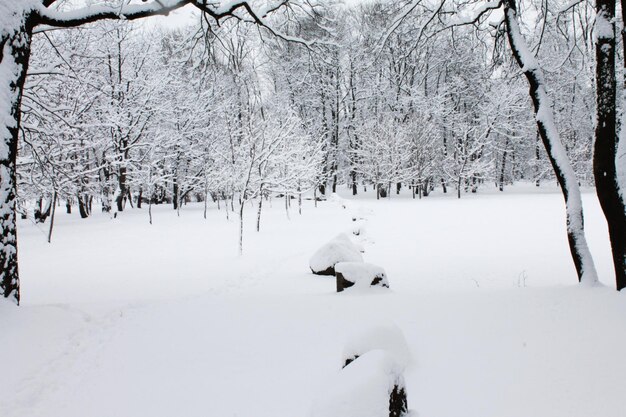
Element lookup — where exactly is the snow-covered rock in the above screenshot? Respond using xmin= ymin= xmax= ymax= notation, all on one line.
xmin=335 ymin=262 xmax=388 ymax=292
xmin=309 ymin=349 xmax=409 ymax=417
xmin=309 ymin=234 xmax=364 ymax=275
xmin=342 ymin=324 xmax=410 ymax=369
xmin=351 ymin=222 xmax=366 ymax=237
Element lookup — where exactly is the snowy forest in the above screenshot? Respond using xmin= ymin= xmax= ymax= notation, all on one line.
xmin=2 ymin=0 xmax=626 ymax=416
xmin=21 ymin=2 xmax=593 ymax=214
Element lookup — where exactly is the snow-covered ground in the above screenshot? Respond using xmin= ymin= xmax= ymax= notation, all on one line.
xmin=3 ymin=184 xmax=626 ymax=417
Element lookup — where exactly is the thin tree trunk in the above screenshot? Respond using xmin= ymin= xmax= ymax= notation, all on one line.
xmin=499 ymin=140 xmax=509 ymax=192
xmin=239 ymin=203 xmax=244 ymax=255
xmin=535 ymin=132 xmax=541 ymax=186
xmin=47 ymin=191 xmax=57 ymax=243
xmin=257 ymin=193 xmax=263 ymax=232
xmin=225 ymin=194 xmax=230 ymax=221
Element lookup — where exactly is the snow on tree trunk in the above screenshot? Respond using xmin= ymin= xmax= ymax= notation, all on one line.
xmin=503 ymin=0 xmax=597 ymax=284
xmin=620 ymin=0 xmax=626 ymax=210
xmin=596 ymin=0 xmax=626 ymax=290
xmin=0 ymin=4 xmax=34 ymax=304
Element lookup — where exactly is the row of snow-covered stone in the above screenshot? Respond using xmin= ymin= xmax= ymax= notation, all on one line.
xmin=306 ymin=207 xmax=410 ymax=417
xmin=309 ymin=233 xmax=389 ymax=292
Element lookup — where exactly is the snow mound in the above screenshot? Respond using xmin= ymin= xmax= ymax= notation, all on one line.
xmin=310 ymin=234 xmax=364 ymax=275
xmin=335 ymin=262 xmax=388 ymax=292
xmin=349 ymin=240 xmax=366 ymax=253
xmin=309 ymin=349 xmax=408 ymax=417
xmin=343 ymin=324 xmax=411 ymax=369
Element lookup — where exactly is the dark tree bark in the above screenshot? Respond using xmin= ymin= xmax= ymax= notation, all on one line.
xmin=77 ymin=194 xmax=89 ymax=219
xmin=172 ymin=173 xmax=180 ymax=210
xmin=34 ymin=195 xmax=51 ymax=223
xmin=595 ymin=0 xmax=626 ymax=290
xmin=535 ymin=133 xmax=541 ymax=186
xmin=115 ymin=165 xmax=127 ymax=212
xmin=47 ymin=191 xmax=57 ymax=243
xmin=499 ymin=139 xmax=509 ymax=192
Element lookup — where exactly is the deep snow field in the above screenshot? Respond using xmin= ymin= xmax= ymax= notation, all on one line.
xmin=3 ymin=184 xmax=626 ymax=417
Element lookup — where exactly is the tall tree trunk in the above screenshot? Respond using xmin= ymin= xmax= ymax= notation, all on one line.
xmin=239 ymin=200 xmax=244 ymax=255
xmin=535 ymin=133 xmax=541 ymax=186
xmin=298 ymin=183 xmax=302 ymax=215
xmin=47 ymin=191 xmax=57 ymax=243
xmin=596 ymin=0 xmax=626 ymax=289
xmin=503 ymin=0 xmax=597 ymax=284
xmin=0 ymin=14 xmax=34 ymax=303
xmin=256 ymin=192 xmax=263 ymax=232
xmin=172 ymin=180 xmax=179 ymax=211
xmin=499 ymin=138 xmax=509 ymax=192
xmin=115 ymin=165 xmax=127 ymax=212
xmin=77 ymin=194 xmax=89 ymax=219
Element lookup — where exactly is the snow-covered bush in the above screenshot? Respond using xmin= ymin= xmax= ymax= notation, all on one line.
xmin=309 ymin=234 xmax=364 ymax=276
xmin=335 ymin=262 xmax=388 ymax=292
